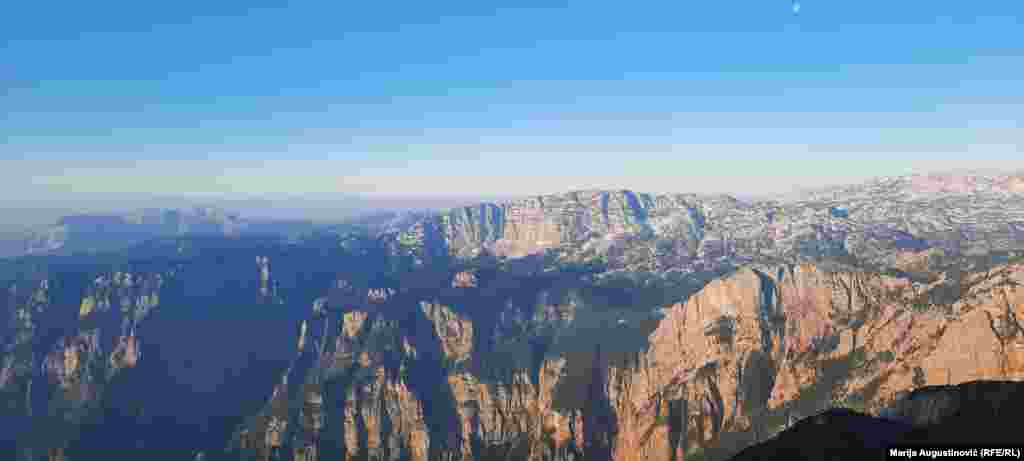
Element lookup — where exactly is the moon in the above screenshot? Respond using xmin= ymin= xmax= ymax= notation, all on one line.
xmin=792 ymin=2 xmax=801 ymax=14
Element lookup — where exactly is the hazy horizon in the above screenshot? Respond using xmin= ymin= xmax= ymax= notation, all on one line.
xmin=4 ymin=0 xmax=1024 ymax=451
xmin=4 ymin=2 xmax=1023 ymax=198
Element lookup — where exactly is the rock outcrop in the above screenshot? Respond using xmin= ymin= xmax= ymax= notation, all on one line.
xmin=400 ymin=174 xmax=1024 ymax=275
xmin=227 ymin=261 xmax=1024 ymax=461
xmin=430 ymin=190 xmax=708 ymax=261
xmin=451 ymin=271 xmax=478 ymax=289
xmin=258 ymin=256 xmax=273 ymax=299
xmin=5 ymin=173 xmax=1024 ymax=461
xmin=1 ymin=270 xmax=163 ymax=459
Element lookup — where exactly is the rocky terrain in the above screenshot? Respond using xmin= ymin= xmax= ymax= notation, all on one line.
xmin=222 ymin=259 xmax=1024 ymax=461
xmin=2 ymin=172 xmax=1024 ymax=461
xmin=394 ymin=173 xmax=1024 ymax=274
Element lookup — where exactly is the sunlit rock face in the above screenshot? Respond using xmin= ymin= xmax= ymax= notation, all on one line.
xmin=588 ymin=263 xmax=1024 ymax=461
xmin=16 ymin=272 xmax=162 ymax=401
xmin=367 ymin=287 xmax=396 ymax=304
xmin=297 ymin=320 xmax=309 ymax=352
xmin=1 ymin=269 xmax=167 ymax=459
xmin=257 ymin=256 xmax=272 ymax=298
xmin=420 ymin=302 xmax=474 ymax=364
xmin=437 ymin=190 xmax=704 ymax=260
xmin=229 ymin=302 xmax=435 ymax=461
xmin=109 ymin=334 xmax=139 ymax=370
xmin=6 ymin=174 xmax=1024 ymax=461
xmin=44 ymin=334 xmax=99 ymax=391
xmin=410 ymin=175 xmax=1024 ymax=276
xmin=452 ymin=271 xmax=478 ymax=288
xmin=216 ymin=257 xmax=1022 ymax=461
xmin=4 ymin=255 xmax=1023 ymax=461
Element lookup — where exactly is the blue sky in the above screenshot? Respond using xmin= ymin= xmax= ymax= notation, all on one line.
xmin=3 ymin=0 xmax=1023 ymax=197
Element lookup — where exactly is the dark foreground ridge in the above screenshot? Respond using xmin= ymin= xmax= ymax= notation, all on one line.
xmin=729 ymin=380 xmax=1024 ymax=461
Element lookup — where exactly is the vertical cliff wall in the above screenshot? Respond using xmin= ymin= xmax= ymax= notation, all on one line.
xmin=231 ymin=262 xmax=1024 ymax=461
xmin=435 ymin=191 xmax=709 ymax=259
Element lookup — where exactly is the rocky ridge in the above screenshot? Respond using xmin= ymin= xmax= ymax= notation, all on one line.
xmin=2 ymin=173 xmax=1024 ymax=461
xmin=392 ymin=173 xmax=1024 ymax=275
xmin=228 ymin=259 xmax=1024 ymax=461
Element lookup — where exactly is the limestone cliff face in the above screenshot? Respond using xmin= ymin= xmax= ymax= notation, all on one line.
xmin=401 ymin=176 xmax=1024 ymax=275
xmin=593 ymin=263 xmax=1024 ymax=461
xmin=2 ymin=272 xmax=161 ymax=394
xmin=6 ymin=224 xmax=1023 ymax=461
xmin=232 ymin=299 xmax=434 ymax=461
xmin=237 ymin=262 xmax=1024 ymax=461
xmin=451 ymin=271 xmax=478 ymax=289
xmin=1 ymin=271 xmax=163 ymax=459
xmin=433 ymin=191 xmax=709 ymax=259
xmin=420 ymin=303 xmax=474 ymax=364
xmin=231 ymin=270 xmax=593 ymax=461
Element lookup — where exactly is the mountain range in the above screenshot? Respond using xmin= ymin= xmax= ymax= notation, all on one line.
xmin=2 ymin=172 xmax=1024 ymax=461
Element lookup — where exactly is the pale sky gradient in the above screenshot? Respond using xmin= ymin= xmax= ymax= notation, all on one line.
xmin=3 ymin=1 xmax=1022 ymax=199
